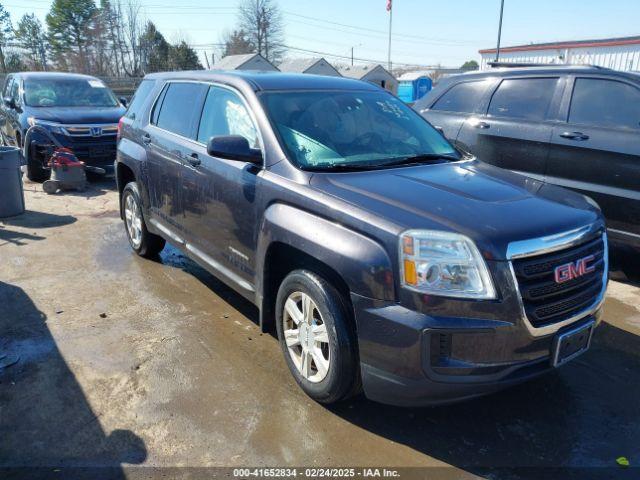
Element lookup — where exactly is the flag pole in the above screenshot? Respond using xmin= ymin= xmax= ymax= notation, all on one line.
xmin=495 ymin=0 xmax=505 ymax=61
xmin=387 ymin=1 xmax=393 ymax=71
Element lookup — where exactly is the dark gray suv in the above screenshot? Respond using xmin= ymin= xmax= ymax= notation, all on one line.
xmin=415 ymin=65 xmax=640 ymax=280
xmin=116 ymin=71 xmax=607 ymax=406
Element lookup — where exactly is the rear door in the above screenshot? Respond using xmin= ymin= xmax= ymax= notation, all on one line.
xmin=547 ymin=76 xmax=640 ymax=237
xmin=417 ymin=78 xmax=495 ymax=142
xmin=179 ymin=84 xmax=263 ymax=293
xmin=144 ymin=81 xmax=208 ymax=238
xmin=457 ymin=76 xmax=564 ymax=179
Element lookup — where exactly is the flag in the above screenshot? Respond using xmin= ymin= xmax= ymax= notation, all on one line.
xmin=387 ymin=0 xmax=392 ymax=12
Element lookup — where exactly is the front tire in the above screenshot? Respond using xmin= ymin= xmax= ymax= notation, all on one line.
xmin=122 ymin=182 xmax=165 ymax=257
xmin=276 ymin=270 xmax=360 ymax=404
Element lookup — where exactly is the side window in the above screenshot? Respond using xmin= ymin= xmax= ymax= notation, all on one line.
xmin=431 ymin=81 xmax=489 ymax=114
xmin=125 ymin=79 xmax=156 ymax=120
xmin=569 ymin=78 xmax=640 ymax=129
xmin=488 ymin=77 xmax=558 ymax=121
xmin=154 ymin=82 xmax=206 ymax=138
xmin=197 ymin=86 xmax=259 ymax=148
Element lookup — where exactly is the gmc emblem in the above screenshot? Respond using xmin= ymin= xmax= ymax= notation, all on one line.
xmin=554 ymin=255 xmax=596 ymax=284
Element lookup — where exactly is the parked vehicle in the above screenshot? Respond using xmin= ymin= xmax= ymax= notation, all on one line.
xmin=415 ymin=65 xmax=640 ymax=280
xmin=116 ymin=71 xmax=607 ymax=406
xmin=1 ymin=72 xmax=126 ymax=181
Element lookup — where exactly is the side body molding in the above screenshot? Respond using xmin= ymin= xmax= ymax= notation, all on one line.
xmin=256 ymin=203 xmax=395 ymax=328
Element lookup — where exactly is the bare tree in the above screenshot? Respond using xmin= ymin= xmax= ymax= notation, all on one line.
xmin=238 ymin=0 xmax=284 ymax=64
xmin=122 ymin=0 xmax=144 ymax=75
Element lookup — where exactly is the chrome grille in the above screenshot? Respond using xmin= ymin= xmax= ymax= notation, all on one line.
xmin=512 ymin=235 xmax=606 ymax=328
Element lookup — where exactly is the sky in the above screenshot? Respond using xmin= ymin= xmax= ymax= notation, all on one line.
xmin=7 ymin=0 xmax=640 ymax=69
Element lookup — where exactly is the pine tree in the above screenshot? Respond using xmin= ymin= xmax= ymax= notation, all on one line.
xmin=46 ymin=0 xmax=97 ymax=72
xmin=0 ymin=4 xmax=13 ymax=73
xmin=15 ymin=14 xmax=47 ymax=71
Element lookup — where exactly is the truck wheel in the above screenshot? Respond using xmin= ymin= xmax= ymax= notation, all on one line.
xmin=276 ymin=270 xmax=361 ymax=404
xmin=122 ymin=182 xmax=165 ymax=257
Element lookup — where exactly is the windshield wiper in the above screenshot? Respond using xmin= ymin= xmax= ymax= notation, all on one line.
xmin=307 ymin=162 xmax=380 ymax=172
xmin=380 ymin=153 xmax=460 ymax=167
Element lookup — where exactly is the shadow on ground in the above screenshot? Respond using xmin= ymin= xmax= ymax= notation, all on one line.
xmin=0 ymin=281 xmax=146 ymax=476
xmin=0 ymin=211 xmax=76 ymax=246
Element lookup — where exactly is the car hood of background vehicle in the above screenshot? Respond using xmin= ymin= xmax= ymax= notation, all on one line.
xmin=309 ymin=159 xmax=602 ymax=260
xmin=26 ymin=106 xmax=126 ymax=124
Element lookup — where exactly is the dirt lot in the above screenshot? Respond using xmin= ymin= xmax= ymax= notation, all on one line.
xmin=1 ymin=178 xmax=640 ymax=479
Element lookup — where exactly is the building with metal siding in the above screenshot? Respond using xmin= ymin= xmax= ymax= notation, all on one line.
xmin=479 ymin=35 xmax=640 ymax=71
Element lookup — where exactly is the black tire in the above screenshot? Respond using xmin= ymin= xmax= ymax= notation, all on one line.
xmin=122 ymin=182 xmax=165 ymax=257
xmin=275 ymin=269 xmax=361 ymax=404
xmin=26 ymin=153 xmax=49 ymax=183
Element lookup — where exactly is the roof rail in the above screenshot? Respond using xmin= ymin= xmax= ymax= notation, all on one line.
xmin=487 ymin=61 xmax=609 ymax=69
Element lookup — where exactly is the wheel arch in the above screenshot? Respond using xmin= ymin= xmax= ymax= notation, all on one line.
xmin=257 ymin=203 xmax=395 ymax=333
xmin=116 ymin=162 xmax=136 ymax=219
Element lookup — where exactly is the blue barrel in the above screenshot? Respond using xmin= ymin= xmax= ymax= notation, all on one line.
xmin=0 ymin=146 xmax=25 ymax=218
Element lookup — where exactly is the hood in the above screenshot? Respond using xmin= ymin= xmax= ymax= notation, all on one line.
xmin=25 ymin=106 xmax=126 ymax=125
xmin=309 ymin=159 xmax=602 ymax=260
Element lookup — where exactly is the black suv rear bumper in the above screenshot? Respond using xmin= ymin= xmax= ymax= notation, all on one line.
xmin=351 ymin=293 xmax=603 ymax=407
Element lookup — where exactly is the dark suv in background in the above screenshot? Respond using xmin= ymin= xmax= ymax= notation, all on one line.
xmin=1 ymin=72 xmax=126 ymax=181
xmin=116 ymin=71 xmax=607 ymax=406
xmin=415 ymin=66 xmax=640 ymax=280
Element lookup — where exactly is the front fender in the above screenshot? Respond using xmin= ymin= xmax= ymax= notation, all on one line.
xmin=257 ymin=203 xmax=395 ymax=302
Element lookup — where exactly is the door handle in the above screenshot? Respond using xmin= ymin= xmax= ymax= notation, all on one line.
xmin=187 ymin=152 xmax=201 ymax=167
xmin=474 ymin=121 xmax=490 ymax=129
xmin=142 ymin=133 xmax=151 ymax=145
xmin=559 ymin=131 xmax=589 ymax=141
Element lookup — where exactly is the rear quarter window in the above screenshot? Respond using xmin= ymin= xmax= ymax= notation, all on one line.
xmin=124 ymin=79 xmax=156 ymax=120
xmin=430 ymin=81 xmax=489 ymax=114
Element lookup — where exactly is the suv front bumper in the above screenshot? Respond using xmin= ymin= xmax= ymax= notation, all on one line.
xmin=351 ymin=293 xmax=602 ymax=407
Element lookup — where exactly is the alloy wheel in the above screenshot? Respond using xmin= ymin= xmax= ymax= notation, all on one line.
xmin=282 ymin=291 xmax=331 ymax=383
xmin=124 ymin=193 xmax=143 ymax=249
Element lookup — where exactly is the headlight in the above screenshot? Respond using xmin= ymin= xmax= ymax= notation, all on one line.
xmin=400 ymin=230 xmax=496 ymax=299
xmin=27 ymin=117 xmax=65 ymax=134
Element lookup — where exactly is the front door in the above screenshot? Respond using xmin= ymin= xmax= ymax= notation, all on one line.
xmin=181 ymin=85 xmax=263 ymax=293
xmin=457 ymin=76 xmax=563 ymax=179
xmin=419 ymin=79 xmax=495 ymax=143
xmin=546 ymin=76 xmax=640 ymax=237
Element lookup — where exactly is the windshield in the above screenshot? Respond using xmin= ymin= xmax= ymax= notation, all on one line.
xmin=261 ymin=89 xmax=459 ymax=170
xmin=24 ymin=78 xmax=119 ymax=108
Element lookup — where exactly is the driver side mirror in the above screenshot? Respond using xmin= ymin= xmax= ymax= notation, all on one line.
xmin=119 ymin=97 xmax=128 ymax=108
xmin=207 ymin=135 xmax=262 ymax=164
xmin=3 ymin=96 xmax=15 ymax=109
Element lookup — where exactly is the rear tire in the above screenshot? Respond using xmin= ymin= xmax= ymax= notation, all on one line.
xmin=276 ymin=269 xmax=361 ymax=404
xmin=122 ymin=181 xmax=165 ymax=257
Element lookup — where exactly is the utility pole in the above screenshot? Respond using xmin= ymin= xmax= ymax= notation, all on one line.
xmin=495 ymin=0 xmax=505 ymax=62
xmin=387 ymin=0 xmax=393 ymax=71
xmin=351 ymin=46 xmax=354 ymax=66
